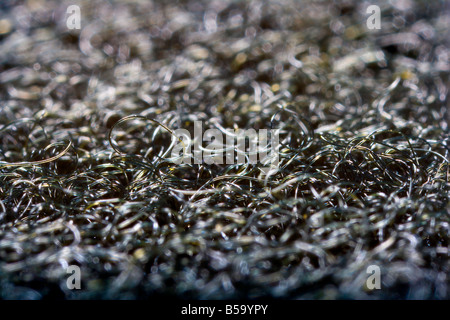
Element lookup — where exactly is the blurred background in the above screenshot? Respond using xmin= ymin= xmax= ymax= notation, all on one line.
xmin=0 ymin=0 xmax=448 ymax=299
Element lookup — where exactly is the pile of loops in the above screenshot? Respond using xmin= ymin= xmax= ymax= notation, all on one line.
xmin=0 ymin=0 xmax=448 ymax=299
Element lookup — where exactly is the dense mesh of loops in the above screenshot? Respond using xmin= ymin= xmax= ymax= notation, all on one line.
xmin=0 ymin=0 xmax=448 ymax=299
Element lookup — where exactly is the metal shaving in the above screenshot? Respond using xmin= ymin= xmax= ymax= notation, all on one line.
xmin=0 ymin=0 xmax=448 ymax=299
